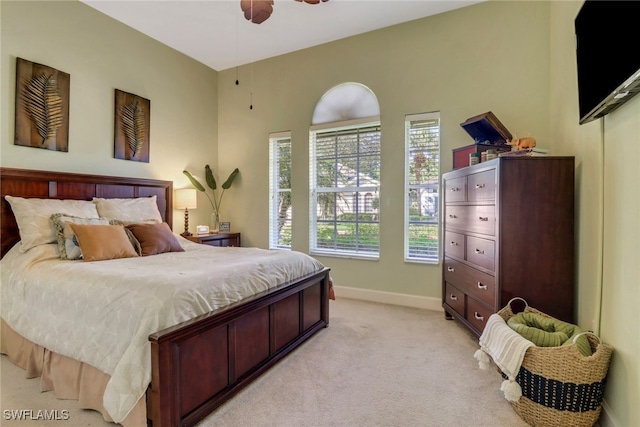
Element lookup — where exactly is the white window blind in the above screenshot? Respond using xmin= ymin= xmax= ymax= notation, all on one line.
xmin=269 ymin=132 xmax=292 ymax=249
xmin=310 ymin=119 xmax=381 ymax=258
xmin=405 ymin=112 xmax=440 ymax=263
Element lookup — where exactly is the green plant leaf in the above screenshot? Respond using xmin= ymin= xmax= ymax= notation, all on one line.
xmin=222 ymin=168 xmax=240 ymax=189
xmin=183 ymin=170 xmax=205 ymax=192
xmin=205 ymin=165 xmax=217 ymax=190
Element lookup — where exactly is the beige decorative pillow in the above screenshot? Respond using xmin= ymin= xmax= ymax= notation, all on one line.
xmin=93 ymin=196 xmax=163 ymax=224
xmin=69 ymin=224 xmax=139 ymax=261
xmin=4 ymin=196 xmax=100 ymax=252
xmin=50 ymin=214 xmax=111 ymax=260
xmin=126 ymin=222 xmax=184 ymax=256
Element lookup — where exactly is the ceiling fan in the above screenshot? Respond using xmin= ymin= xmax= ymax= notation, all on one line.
xmin=240 ymin=0 xmax=329 ymax=25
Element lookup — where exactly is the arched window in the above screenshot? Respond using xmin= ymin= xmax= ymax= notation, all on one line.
xmin=309 ymin=83 xmax=380 ymax=258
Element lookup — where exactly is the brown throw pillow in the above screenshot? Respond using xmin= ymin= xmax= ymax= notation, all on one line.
xmin=68 ymin=224 xmax=139 ymax=261
xmin=126 ymin=222 xmax=184 ymax=256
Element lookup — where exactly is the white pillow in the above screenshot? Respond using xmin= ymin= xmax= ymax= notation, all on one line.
xmin=4 ymin=196 xmax=100 ymax=252
xmin=93 ymin=196 xmax=163 ymax=224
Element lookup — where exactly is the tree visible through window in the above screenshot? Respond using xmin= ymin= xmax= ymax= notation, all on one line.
xmin=269 ymin=133 xmax=292 ymax=249
xmin=405 ymin=112 xmax=440 ymax=262
xmin=310 ymin=120 xmax=381 ymax=258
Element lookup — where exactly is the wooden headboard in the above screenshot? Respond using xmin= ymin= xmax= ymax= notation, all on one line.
xmin=0 ymin=167 xmax=173 ymax=258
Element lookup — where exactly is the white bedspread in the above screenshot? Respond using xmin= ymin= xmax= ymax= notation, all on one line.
xmin=0 ymin=237 xmax=326 ymax=422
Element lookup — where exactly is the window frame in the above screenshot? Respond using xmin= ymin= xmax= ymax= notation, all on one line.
xmin=268 ymin=131 xmax=292 ymax=250
xmin=404 ymin=112 xmax=441 ymax=264
xmin=309 ymin=116 xmax=381 ymax=260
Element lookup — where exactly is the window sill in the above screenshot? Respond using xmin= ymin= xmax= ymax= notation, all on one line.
xmin=310 ymin=250 xmax=379 ymax=261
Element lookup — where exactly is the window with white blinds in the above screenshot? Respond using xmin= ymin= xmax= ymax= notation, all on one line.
xmin=405 ymin=112 xmax=440 ymax=263
xmin=309 ymin=118 xmax=381 ymax=258
xmin=269 ymin=132 xmax=292 ymax=249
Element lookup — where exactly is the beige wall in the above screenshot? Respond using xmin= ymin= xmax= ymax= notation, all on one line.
xmin=0 ymin=0 xmax=219 ymax=231
xmin=218 ymin=0 xmax=551 ymax=300
xmin=1 ymin=0 xmax=637 ymax=425
xmin=218 ymin=1 xmax=638 ymax=424
xmin=550 ymin=2 xmax=639 ymax=426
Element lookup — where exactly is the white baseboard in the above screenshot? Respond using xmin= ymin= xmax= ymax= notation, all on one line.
xmin=333 ymin=285 xmax=442 ymax=311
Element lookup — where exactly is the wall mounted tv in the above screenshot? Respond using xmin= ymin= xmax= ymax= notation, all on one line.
xmin=575 ymin=0 xmax=640 ymax=125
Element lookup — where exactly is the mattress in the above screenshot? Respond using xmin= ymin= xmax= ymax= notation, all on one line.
xmin=0 ymin=237 xmax=326 ymax=422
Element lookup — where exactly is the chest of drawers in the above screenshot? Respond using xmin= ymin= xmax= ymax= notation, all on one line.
xmin=442 ymin=157 xmax=575 ymax=336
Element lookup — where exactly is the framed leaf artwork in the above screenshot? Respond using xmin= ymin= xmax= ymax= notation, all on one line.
xmin=14 ymin=57 xmax=70 ymax=151
xmin=114 ymin=89 xmax=150 ymax=162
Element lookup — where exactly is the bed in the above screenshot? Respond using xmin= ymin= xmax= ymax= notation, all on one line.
xmin=0 ymin=167 xmax=331 ymax=427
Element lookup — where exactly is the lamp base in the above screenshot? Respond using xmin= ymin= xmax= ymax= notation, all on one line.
xmin=182 ymin=208 xmax=193 ymax=237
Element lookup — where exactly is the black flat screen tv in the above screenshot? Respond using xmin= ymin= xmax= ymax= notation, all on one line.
xmin=575 ymin=0 xmax=640 ymax=125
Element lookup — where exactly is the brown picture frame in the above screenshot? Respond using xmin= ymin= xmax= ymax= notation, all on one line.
xmin=114 ymin=89 xmax=150 ymax=162
xmin=14 ymin=57 xmax=70 ymax=152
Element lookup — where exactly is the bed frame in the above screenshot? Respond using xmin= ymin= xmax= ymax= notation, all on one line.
xmin=0 ymin=167 xmax=331 ymax=427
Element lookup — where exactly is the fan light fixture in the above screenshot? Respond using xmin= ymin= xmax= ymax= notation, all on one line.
xmin=241 ymin=0 xmax=328 ymax=25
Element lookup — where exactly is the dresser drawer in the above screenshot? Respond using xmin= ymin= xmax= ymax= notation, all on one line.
xmin=444 ymin=176 xmax=466 ymax=203
xmin=444 ymin=231 xmax=464 ymax=260
xmin=445 ymin=205 xmax=495 ymax=236
xmin=467 ymin=169 xmax=496 ymax=202
xmin=444 ymin=283 xmax=465 ymax=317
xmin=466 ymin=236 xmax=495 ymax=271
xmin=467 ymin=297 xmax=493 ymax=333
xmin=443 ymin=257 xmax=495 ymax=307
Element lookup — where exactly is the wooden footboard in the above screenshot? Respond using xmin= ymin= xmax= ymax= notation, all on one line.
xmin=147 ymin=268 xmax=331 ymax=427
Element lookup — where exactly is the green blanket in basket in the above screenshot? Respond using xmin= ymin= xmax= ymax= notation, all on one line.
xmin=507 ymin=312 xmax=592 ymax=356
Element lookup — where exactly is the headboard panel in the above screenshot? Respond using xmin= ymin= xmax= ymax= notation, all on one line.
xmin=0 ymin=167 xmax=173 ymax=258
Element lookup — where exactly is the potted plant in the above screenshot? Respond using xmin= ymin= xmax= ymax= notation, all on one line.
xmin=183 ymin=165 xmax=239 ymax=232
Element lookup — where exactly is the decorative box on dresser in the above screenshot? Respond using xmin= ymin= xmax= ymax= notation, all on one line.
xmin=186 ymin=232 xmax=241 ymax=247
xmin=442 ymin=156 xmax=575 ymax=337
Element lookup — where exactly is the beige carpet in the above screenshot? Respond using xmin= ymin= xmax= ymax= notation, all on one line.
xmin=1 ymin=298 xmax=529 ymax=427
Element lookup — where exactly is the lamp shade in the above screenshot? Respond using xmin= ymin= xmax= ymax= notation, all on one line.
xmin=175 ymin=189 xmax=197 ymax=210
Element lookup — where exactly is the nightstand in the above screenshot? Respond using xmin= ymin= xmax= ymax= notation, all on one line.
xmin=186 ymin=232 xmax=241 ymax=247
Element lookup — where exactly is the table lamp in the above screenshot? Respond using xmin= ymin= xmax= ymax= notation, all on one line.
xmin=175 ymin=188 xmax=197 ymax=236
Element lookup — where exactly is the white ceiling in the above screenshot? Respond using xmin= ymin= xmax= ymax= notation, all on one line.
xmin=81 ymin=0 xmax=483 ymax=71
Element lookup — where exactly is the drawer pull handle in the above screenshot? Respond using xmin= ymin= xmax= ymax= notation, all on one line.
xmin=450 ymin=241 xmax=457 ymax=246
xmin=450 ymin=187 xmax=459 ymax=192
xmin=478 ymin=216 xmax=489 ymax=221
xmin=474 ymin=312 xmax=484 ymax=321
xmin=475 ymin=183 xmax=485 ymax=189
xmin=447 ymin=266 xmax=455 ymax=272
xmin=450 ymin=294 xmax=458 ymax=301
xmin=449 ymin=214 xmax=457 ymax=219
xmin=477 ymin=282 xmax=487 ymax=290
xmin=475 ymin=248 xmax=484 ymax=254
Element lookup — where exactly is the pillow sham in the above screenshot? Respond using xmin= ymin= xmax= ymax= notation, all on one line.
xmin=126 ymin=222 xmax=184 ymax=256
xmin=4 ymin=196 xmax=100 ymax=253
xmin=69 ymin=223 xmax=139 ymax=262
xmin=50 ymin=213 xmax=111 ymax=260
xmin=93 ymin=196 xmax=163 ymax=224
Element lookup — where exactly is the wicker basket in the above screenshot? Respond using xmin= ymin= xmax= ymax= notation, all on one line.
xmin=496 ymin=298 xmax=613 ymax=427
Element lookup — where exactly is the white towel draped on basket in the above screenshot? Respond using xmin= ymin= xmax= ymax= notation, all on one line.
xmin=474 ymin=313 xmax=534 ymax=401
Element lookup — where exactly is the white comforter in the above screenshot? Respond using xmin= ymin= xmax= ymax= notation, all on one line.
xmin=0 ymin=237 xmax=326 ymax=422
